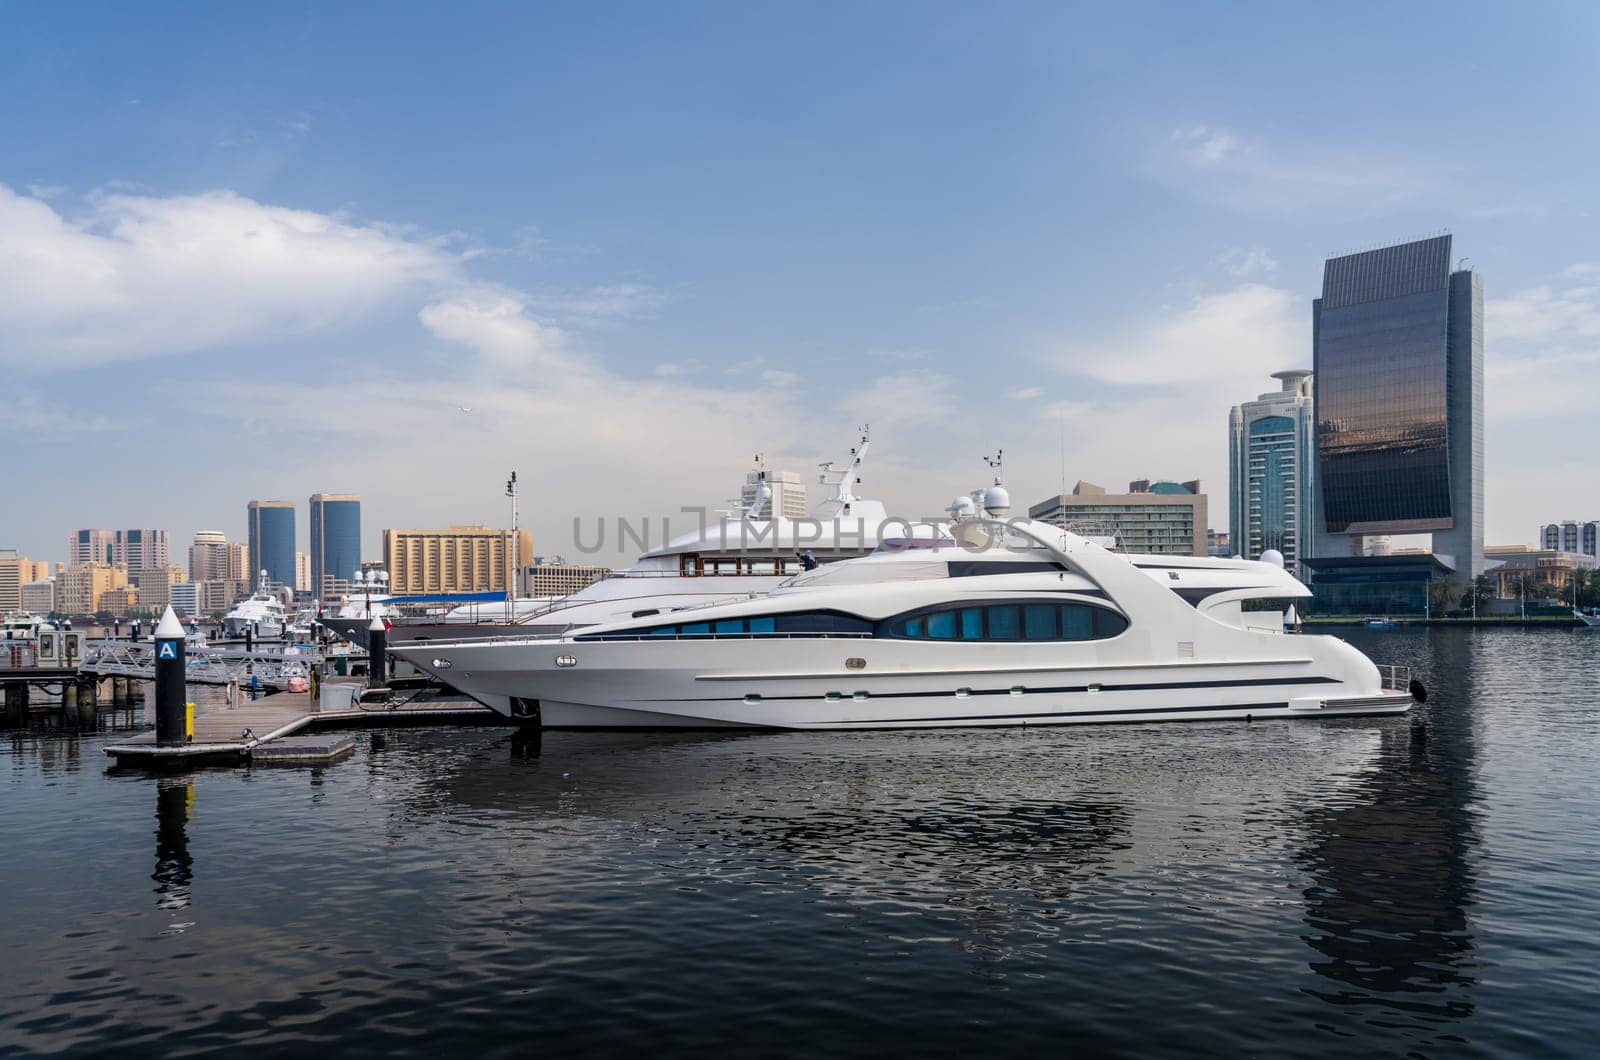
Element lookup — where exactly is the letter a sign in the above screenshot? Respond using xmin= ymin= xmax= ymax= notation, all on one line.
xmin=157 ymin=641 xmax=178 ymax=660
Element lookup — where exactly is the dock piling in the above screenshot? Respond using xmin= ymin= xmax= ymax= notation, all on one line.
xmin=77 ymin=677 xmax=98 ymax=731
xmin=154 ymin=607 xmax=188 ymax=746
xmin=367 ymin=616 xmax=388 ymax=688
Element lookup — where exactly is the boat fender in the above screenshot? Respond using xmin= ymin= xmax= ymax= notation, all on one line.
xmin=1408 ymin=679 xmax=1428 ymax=704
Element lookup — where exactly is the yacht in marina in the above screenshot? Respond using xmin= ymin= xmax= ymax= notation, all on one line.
xmin=221 ymin=572 xmax=289 ymax=639
xmin=2 ymin=611 xmax=54 ymax=641
xmin=389 ymin=430 xmax=892 ymax=644
xmin=393 ymin=488 xmax=1421 ymax=729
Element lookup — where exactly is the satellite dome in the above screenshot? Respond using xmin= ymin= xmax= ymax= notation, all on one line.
xmin=948 ymin=495 xmax=977 ymax=519
xmin=982 ymin=484 xmax=1011 ymax=517
xmin=1260 ymin=548 xmax=1285 ymax=568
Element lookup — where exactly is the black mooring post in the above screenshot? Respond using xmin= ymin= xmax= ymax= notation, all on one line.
xmin=367 ymin=616 xmax=387 ymax=688
xmin=154 ymin=607 xmax=188 ymax=746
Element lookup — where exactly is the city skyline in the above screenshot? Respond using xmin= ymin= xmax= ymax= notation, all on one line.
xmin=3 ymin=5 xmax=1598 ymax=564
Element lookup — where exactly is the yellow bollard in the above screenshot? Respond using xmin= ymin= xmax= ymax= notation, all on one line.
xmin=184 ymin=701 xmax=195 ymax=742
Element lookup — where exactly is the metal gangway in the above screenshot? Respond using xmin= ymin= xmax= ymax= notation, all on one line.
xmin=81 ymin=641 xmax=325 ymax=690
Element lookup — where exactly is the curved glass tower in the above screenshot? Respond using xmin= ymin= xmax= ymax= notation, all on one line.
xmin=247 ymin=501 xmax=296 ymax=591
xmin=310 ymin=493 xmax=362 ymax=600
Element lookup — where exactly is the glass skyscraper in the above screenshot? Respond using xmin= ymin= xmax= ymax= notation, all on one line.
xmin=1307 ymin=235 xmax=1484 ymax=610
xmin=309 ymin=493 xmax=362 ymax=600
xmin=247 ymin=500 xmax=296 ymax=591
xmin=1228 ymin=370 xmax=1314 ymax=572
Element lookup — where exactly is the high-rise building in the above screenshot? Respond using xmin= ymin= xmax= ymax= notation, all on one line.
xmin=383 ymin=526 xmax=533 ymax=595
xmin=0 ymin=551 xmax=52 ymax=612
xmin=1539 ymin=521 xmax=1600 ymax=560
xmin=112 ymin=529 xmax=170 ymax=578
xmin=1028 ymin=480 xmax=1208 ymax=556
xmin=1306 ymin=235 xmax=1484 ymax=614
xmin=247 ymin=500 xmax=296 ymax=590
xmin=1228 ymin=370 xmax=1314 ymax=571
xmin=741 ymin=470 xmax=807 ymax=520
xmin=189 ymin=530 xmax=230 ymax=581
xmin=65 ymin=529 xmax=115 ymax=566
xmin=309 ymin=493 xmax=362 ymax=599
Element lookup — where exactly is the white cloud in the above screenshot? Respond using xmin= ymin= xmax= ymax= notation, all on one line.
xmin=725 ymin=355 xmax=766 ymax=376
xmin=839 ymin=370 xmax=956 ymax=426
xmin=1170 ymin=125 xmax=1241 ymax=166
xmin=418 ymin=287 xmax=576 ymax=375
xmin=653 ymin=361 xmax=694 ymax=377
xmin=1061 ymin=283 xmax=1303 ymax=387
xmin=0 ymin=183 xmax=453 ymax=368
xmin=761 ymin=368 xmax=800 ymax=388
xmin=0 ymin=392 xmax=123 ymax=434
xmin=524 ymin=282 xmax=668 ymax=321
xmin=1006 ymin=386 xmax=1043 ymax=400
xmin=1212 ymin=246 xmax=1279 ymax=278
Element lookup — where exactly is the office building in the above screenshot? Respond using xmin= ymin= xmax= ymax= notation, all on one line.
xmin=55 ymin=563 xmax=128 ymax=615
xmin=247 ymin=500 xmax=296 ymax=590
xmin=309 ymin=493 xmax=362 ymax=599
xmin=170 ymin=582 xmax=200 ymax=618
xmin=1539 ymin=521 xmax=1600 ymax=560
xmin=0 ymin=551 xmax=51 ymax=613
xmin=295 ymin=552 xmax=311 ymax=593
xmin=112 ymin=529 xmax=170 ymax=578
xmin=1308 ymin=235 xmax=1484 ymax=611
xmin=520 ymin=559 xmax=612 ymax=598
xmin=189 ymin=531 xmax=230 ymax=581
xmin=1029 ymin=480 xmax=1208 ymax=556
xmin=1229 ymin=370 xmax=1314 ymax=571
xmin=741 ymin=470 xmax=808 ymax=520
xmin=383 ymin=526 xmax=533 ymax=595
xmin=65 ymin=529 xmax=115 ymax=566
xmin=22 ymin=580 xmax=55 ymax=613
xmin=134 ymin=564 xmax=189 ymax=612
xmin=1206 ymin=530 xmax=1232 ymax=558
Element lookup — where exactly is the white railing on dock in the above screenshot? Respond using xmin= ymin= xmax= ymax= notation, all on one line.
xmin=80 ymin=642 xmax=325 ymax=689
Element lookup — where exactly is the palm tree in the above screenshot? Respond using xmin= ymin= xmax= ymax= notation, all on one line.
xmin=1426 ymin=576 xmax=1459 ymax=616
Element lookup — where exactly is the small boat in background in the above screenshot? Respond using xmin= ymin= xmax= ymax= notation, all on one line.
xmin=1364 ymin=616 xmax=1398 ymax=629
xmin=1573 ymin=609 xmax=1600 ymax=629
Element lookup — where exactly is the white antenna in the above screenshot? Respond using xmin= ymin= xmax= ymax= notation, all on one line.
xmin=505 ymin=471 xmax=519 ymax=616
xmin=982 ymin=449 xmax=1004 ymax=484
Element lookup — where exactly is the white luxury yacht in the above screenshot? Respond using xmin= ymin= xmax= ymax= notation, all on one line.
xmin=393 ymin=488 xmax=1421 ymax=729
xmin=391 ymin=430 xmax=892 ymax=643
xmin=221 ymin=572 xmax=289 ymax=639
xmin=2 ymin=611 xmax=54 ymax=641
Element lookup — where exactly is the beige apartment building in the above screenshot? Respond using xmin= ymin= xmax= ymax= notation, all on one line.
xmin=0 ymin=551 xmax=53 ymax=612
xmin=22 ymin=580 xmax=55 ymax=613
xmin=99 ymin=587 xmax=139 ymax=619
xmin=1029 ymin=480 xmax=1210 ymax=557
xmin=383 ymin=526 xmax=533 ymax=595
xmin=55 ymin=563 xmax=129 ymax=615
xmin=520 ymin=561 xmax=612 ymax=599
xmin=134 ymin=564 xmax=190 ymax=612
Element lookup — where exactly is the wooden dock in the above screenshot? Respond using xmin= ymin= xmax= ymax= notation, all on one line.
xmin=104 ymin=688 xmax=510 ymax=766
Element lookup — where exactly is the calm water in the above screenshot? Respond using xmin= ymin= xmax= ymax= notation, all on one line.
xmin=3 ymin=628 xmax=1598 ymax=1058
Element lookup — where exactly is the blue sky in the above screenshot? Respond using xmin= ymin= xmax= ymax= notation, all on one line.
xmin=4 ymin=2 xmax=1598 ymax=563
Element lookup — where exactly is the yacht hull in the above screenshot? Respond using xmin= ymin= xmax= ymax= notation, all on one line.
xmin=398 ymin=637 xmax=1412 ymax=730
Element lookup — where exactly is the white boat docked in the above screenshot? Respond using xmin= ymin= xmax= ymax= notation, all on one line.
xmin=394 ymin=506 xmax=1420 ymax=729
xmin=222 ymin=572 xmax=289 ymax=639
xmin=2 ymin=611 xmax=54 ymax=641
xmin=392 ymin=430 xmax=892 ymax=642
xmin=1574 ymin=609 xmax=1600 ymax=629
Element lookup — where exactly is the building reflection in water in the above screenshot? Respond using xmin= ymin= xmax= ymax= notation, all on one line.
xmin=153 ymin=778 xmax=195 ymax=912
xmin=1296 ymin=629 xmax=1481 ymax=1025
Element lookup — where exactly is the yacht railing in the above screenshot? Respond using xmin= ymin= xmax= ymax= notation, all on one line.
xmin=1377 ymin=664 xmax=1412 ymax=692
xmin=578 ymin=631 xmax=875 ymax=642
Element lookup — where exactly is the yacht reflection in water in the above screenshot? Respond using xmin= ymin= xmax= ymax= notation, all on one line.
xmin=1296 ymin=630 xmax=1480 ymax=1026
xmin=153 ymin=778 xmax=195 ymax=912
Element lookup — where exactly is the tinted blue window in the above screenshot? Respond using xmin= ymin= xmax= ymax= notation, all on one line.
xmin=927 ymin=611 xmax=957 ymax=639
xmin=960 ymin=608 xmax=983 ymax=640
xmin=680 ymin=622 xmax=710 ymax=635
xmin=987 ymin=606 xmax=1020 ymax=640
xmin=648 ymin=625 xmax=676 ymax=636
xmin=1092 ymin=608 xmax=1128 ymax=637
xmin=1024 ymin=605 xmax=1056 ymax=640
xmin=715 ymin=619 xmax=744 ymax=634
xmin=1059 ymin=605 xmax=1093 ymax=640
xmin=904 ymin=616 xmax=924 ymax=637
xmin=747 ymin=616 xmax=775 ymax=634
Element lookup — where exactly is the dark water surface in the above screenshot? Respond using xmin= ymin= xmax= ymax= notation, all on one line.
xmin=4 ymin=628 xmax=1598 ymax=1058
